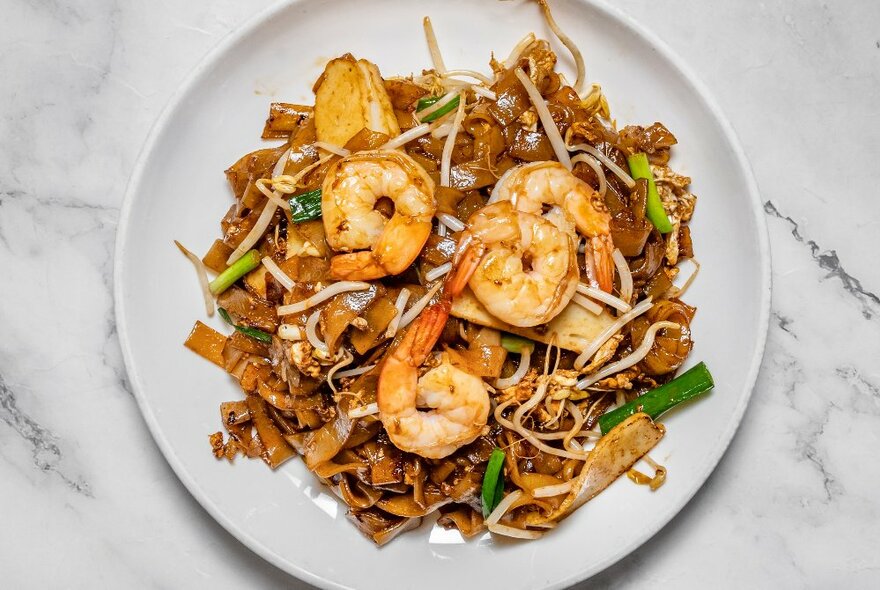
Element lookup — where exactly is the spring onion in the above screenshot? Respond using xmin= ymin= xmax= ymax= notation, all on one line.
xmin=481 ymin=448 xmax=507 ymax=518
xmin=627 ymin=153 xmax=673 ymax=234
xmin=416 ymin=94 xmax=461 ymax=123
xmin=500 ymin=333 xmax=535 ymax=354
xmin=209 ymin=249 xmax=261 ymax=296
xmin=598 ymin=361 xmax=714 ymax=434
xmin=289 ymin=189 xmax=322 ymax=223
xmin=218 ymin=308 xmax=273 ymax=344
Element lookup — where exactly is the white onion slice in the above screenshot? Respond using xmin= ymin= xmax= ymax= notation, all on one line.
xmin=174 ymin=241 xmax=214 ymax=317
xmin=576 ymin=283 xmax=632 ymax=313
xmin=571 ymin=292 xmax=603 ymax=315
xmin=277 ymin=281 xmax=371 ymax=316
xmin=305 ymin=310 xmax=327 ymax=352
xmin=261 ymin=256 xmax=295 ymax=291
xmin=385 ymin=288 xmax=411 ymax=339
xmin=576 ymin=321 xmax=679 ymax=390
xmin=440 ymin=93 xmax=467 ymax=187
xmin=348 ymin=402 xmax=379 ymax=419
xmin=574 ymin=298 xmax=654 ymax=369
xmin=398 ymin=283 xmax=443 ymax=330
xmin=514 ymin=68 xmax=571 ymax=170
xmin=226 ymin=202 xmax=278 ymax=265
xmin=612 ymin=249 xmax=633 ymax=305
xmin=425 ymin=262 xmax=452 ymax=283
xmin=495 ymin=347 xmax=531 ymax=389
xmin=379 ymin=123 xmax=431 ymax=150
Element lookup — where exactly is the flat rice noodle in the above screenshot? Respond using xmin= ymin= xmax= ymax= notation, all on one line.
xmin=449 ymin=162 xmax=496 ymax=190
xmin=630 ymin=299 xmax=695 ymax=375
xmin=420 ymin=234 xmax=457 ymax=266
xmin=435 ymin=186 xmax=465 ymax=216
xmin=292 ymin=219 xmax=329 ymax=257
xmin=343 ymin=417 xmax=382 ymax=449
xmin=184 ymin=321 xmax=227 ymax=367
xmin=507 ymin=127 xmax=555 ymax=162
xmin=450 ymin=287 xmax=615 ymax=352
xmin=546 ymin=413 xmax=664 ymax=521
xmin=282 ymin=116 xmax=320 ymax=176
xmin=384 ymin=78 xmax=428 ymax=110
xmin=445 ymin=344 xmax=506 ymax=378
xmin=489 ymin=69 xmax=530 ymax=126
xmin=246 ymin=395 xmax=296 ymax=469
xmin=678 ymin=225 xmax=694 ymax=259
xmin=220 ymin=400 xmax=250 ymax=427
xmin=265 ymin=404 xmax=298 ymax=435
xmin=343 ymin=128 xmax=391 ymax=152
xmin=618 ymin=122 xmax=678 ymax=154
xmin=228 ymin=330 xmax=270 ymax=356
xmin=348 ymin=509 xmax=421 ymax=546
xmin=202 ymin=239 xmax=234 ymax=273
xmin=222 ymin=202 xmax=264 ymax=249
xmin=610 ymin=215 xmax=653 ymax=258
xmin=455 ymin=190 xmax=488 ymax=222
xmin=630 ymin=234 xmax=665 ymax=283
xmin=519 ymin=472 xmax=566 ymax=495
xmin=437 ymin=507 xmax=485 ymax=538
xmin=377 ymin=494 xmax=452 ymax=518
xmin=472 ymin=125 xmax=506 ymax=166
xmin=289 ymin=257 xmax=331 ymax=283
xmin=243 ymin=265 xmax=268 ymax=301
xmin=303 ymin=409 xmax=353 ymax=470
xmin=225 ymin=144 xmax=288 ymax=198
xmin=338 ymin=474 xmax=383 ymax=510
xmin=257 ymin=381 xmax=323 ymax=412
xmin=358 ymin=439 xmax=404 ymax=486
xmin=644 ymin=269 xmax=674 ymax=300
xmin=321 ymin=283 xmax=381 ymax=355
xmin=239 ymin=362 xmax=271 ymax=393
xmin=262 ymin=103 xmax=312 ymax=139
xmin=350 ymin=295 xmax=398 ymax=354
xmin=413 ymin=134 xmax=446 ymax=160
xmin=217 ymin=286 xmax=279 ymax=332
xmin=532 ymin=451 xmax=565 ymax=476
xmin=430 ymin=461 xmax=456 ymax=485
xmin=240 ymin=179 xmax=265 ymax=210
xmin=295 ymin=409 xmax=324 ymax=430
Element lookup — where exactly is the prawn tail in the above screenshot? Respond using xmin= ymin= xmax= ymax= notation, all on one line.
xmin=397 ymin=300 xmax=451 ymax=367
xmin=329 ymin=252 xmax=389 ymax=280
xmin=590 ymin=234 xmax=616 ymax=293
xmin=445 ymin=234 xmax=485 ymax=300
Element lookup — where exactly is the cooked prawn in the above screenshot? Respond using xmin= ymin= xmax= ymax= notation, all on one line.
xmin=322 ymin=150 xmax=437 ymax=280
xmin=378 ymin=262 xmax=490 ymax=459
xmin=491 ymin=161 xmax=615 ymax=293
xmin=458 ymin=200 xmax=579 ymax=327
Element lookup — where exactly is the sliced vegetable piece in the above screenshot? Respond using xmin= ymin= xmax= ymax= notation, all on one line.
xmin=289 ymin=189 xmax=322 ymax=223
xmin=218 ymin=307 xmax=274 ymax=344
xmin=416 ymin=94 xmax=461 ymax=122
xmin=627 ymin=152 xmax=673 ymax=234
xmin=598 ymin=361 xmax=714 ymax=434
xmin=481 ymin=448 xmax=507 ymax=517
xmin=500 ymin=333 xmax=535 ymax=354
xmin=209 ymin=249 xmax=261 ymax=296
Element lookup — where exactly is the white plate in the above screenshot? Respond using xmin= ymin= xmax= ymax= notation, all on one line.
xmin=115 ymin=0 xmax=770 ymax=588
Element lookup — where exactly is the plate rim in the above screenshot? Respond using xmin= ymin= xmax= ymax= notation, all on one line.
xmin=113 ymin=1 xmax=771 ymax=587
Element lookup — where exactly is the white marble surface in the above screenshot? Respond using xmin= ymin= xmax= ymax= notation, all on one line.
xmin=1 ymin=0 xmax=878 ymax=587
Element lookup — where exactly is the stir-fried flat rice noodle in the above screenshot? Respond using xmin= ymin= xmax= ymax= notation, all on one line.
xmin=181 ymin=1 xmax=707 ymax=546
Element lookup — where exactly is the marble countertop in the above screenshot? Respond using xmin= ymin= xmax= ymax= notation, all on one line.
xmin=2 ymin=0 xmax=878 ymax=587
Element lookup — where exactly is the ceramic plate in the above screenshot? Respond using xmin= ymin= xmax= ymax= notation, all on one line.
xmin=115 ymin=0 xmax=770 ymax=587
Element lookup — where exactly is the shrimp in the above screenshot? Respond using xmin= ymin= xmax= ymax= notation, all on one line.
xmin=378 ymin=262 xmax=490 ymax=459
xmin=491 ymin=161 xmax=615 ymax=293
xmin=460 ymin=201 xmax=579 ymax=327
xmin=322 ymin=150 xmax=437 ymax=280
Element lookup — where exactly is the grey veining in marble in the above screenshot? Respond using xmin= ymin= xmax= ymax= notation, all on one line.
xmin=2 ymin=0 xmax=878 ymax=587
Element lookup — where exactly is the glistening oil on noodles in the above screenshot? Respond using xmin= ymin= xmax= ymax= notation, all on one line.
xmin=181 ymin=2 xmax=711 ymax=545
